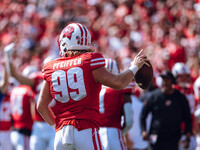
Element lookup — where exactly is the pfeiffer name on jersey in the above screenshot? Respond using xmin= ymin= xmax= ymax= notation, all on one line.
xmin=53 ymin=58 xmax=82 ymax=69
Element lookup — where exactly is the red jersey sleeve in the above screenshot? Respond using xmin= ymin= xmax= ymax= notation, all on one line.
xmin=89 ymin=53 xmax=105 ymax=71
xmin=121 ymin=81 xmax=135 ymax=94
xmin=42 ymin=63 xmax=51 ymax=81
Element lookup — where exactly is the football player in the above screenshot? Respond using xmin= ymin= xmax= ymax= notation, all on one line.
xmin=99 ymin=58 xmax=134 ymax=150
xmin=10 ymin=83 xmax=35 ymax=150
xmin=37 ymin=22 xmax=148 ymax=150
xmin=4 ymin=46 xmax=56 ymax=150
xmin=0 ymin=61 xmax=12 ymax=150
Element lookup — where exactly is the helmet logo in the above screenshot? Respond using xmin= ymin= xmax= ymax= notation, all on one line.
xmin=63 ymin=26 xmax=75 ymax=40
xmin=76 ymin=36 xmax=81 ymax=44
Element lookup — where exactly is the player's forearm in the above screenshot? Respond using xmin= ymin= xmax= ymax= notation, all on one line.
xmin=0 ymin=67 xmax=8 ymax=94
xmin=15 ymin=74 xmax=34 ymax=87
xmin=9 ymin=63 xmax=34 ymax=87
xmin=114 ymin=70 xmax=135 ymax=90
xmin=106 ymin=70 xmax=134 ymax=90
xmin=37 ymin=94 xmax=55 ymax=126
xmin=93 ymin=67 xmax=134 ymax=90
xmin=124 ymin=133 xmax=134 ymax=149
xmin=37 ymin=81 xmax=55 ymax=126
xmin=37 ymin=106 xmax=55 ymax=126
xmin=30 ymin=99 xmax=35 ymax=120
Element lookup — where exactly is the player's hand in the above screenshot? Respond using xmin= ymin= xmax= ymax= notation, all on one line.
xmin=183 ymin=133 xmax=191 ymax=149
xmin=142 ymin=131 xmax=149 ymax=141
xmin=132 ymin=49 xmax=149 ymax=70
xmin=126 ymin=140 xmax=134 ymax=150
xmin=129 ymin=49 xmax=149 ymax=75
xmin=183 ymin=139 xmax=190 ymax=149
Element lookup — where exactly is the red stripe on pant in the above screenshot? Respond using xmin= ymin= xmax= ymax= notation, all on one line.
xmin=118 ymin=129 xmax=126 ymax=150
xmin=96 ymin=129 xmax=102 ymax=150
xmin=92 ymin=128 xmax=102 ymax=150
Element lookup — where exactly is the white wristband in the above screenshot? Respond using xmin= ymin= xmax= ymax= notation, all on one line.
xmin=129 ymin=65 xmax=138 ymax=75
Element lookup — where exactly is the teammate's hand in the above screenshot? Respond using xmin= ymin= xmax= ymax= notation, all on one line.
xmin=4 ymin=43 xmax=15 ymax=55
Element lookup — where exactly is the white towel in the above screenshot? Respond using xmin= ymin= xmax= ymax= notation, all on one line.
xmin=62 ymin=125 xmax=74 ymax=145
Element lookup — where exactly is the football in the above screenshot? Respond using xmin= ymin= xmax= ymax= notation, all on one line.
xmin=134 ymin=61 xmax=153 ymax=90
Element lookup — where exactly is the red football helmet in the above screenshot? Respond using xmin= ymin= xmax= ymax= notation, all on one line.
xmin=58 ymin=23 xmax=93 ymax=57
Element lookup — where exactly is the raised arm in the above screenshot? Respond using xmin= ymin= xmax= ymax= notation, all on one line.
xmin=4 ymin=43 xmax=35 ymax=87
xmin=9 ymin=62 xmax=35 ymax=87
xmin=0 ymin=61 xmax=9 ymax=94
xmin=93 ymin=49 xmax=148 ymax=90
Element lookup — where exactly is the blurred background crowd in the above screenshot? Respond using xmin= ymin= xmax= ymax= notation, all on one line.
xmin=1 ymin=0 xmax=200 ymax=79
xmin=1 ymin=0 xmax=200 ymax=150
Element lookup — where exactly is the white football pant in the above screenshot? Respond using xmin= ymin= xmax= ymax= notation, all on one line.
xmin=99 ymin=127 xmax=127 ymax=150
xmin=0 ymin=131 xmax=12 ymax=150
xmin=30 ymin=122 xmax=55 ymax=150
xmin=54 ymin=125 xmax=102 ymax=150
xmin=10 ymin=130 xmax=30 ymax=150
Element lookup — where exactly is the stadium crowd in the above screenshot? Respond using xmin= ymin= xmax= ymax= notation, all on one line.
xmin=1 ymin=0 xmax=200 ymax=150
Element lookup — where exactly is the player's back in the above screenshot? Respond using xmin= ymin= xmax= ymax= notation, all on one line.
xmin=42 ymin=52 xmax=105 ymax=131
xmin=10 ymin=85 xmax=35 ymax=130
xmin=0 ymin=94 xmax=11 ymax=131
xmin=99 ymin=85 xmax=132 ymax=129
xmin=99 ymin=86 xmax=124 ymax=129
xmin=29 ymin=72 xmax=45 ymax=122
